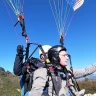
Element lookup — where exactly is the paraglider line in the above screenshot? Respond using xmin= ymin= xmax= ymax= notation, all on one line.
xmin=65 ymin=11 xmax=75 ymax=37
xmin=3 ymin=0 xmax=19 ymax=44
xmin=49 ymin=0 xmax=60 ymax=39
xmin=21 ymin=0 xmax=24 ymax=13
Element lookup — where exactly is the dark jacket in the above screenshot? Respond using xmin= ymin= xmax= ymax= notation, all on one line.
xmin=13 ymin=54 xmax=45 ymax=76
xmin=13 ymin=54 xmax=27 ymax=76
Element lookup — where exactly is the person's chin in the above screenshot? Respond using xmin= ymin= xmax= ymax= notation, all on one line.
xmin=64 ymin=63 xmax=67 ymax=66
xmin=62 ymin=64 xmax=67 ymax=66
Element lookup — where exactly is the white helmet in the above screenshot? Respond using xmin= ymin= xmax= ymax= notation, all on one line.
xmin=39 ymin=45 xmax=52 ymax=56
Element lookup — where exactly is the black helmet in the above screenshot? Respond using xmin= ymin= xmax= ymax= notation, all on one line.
xmin=48 ymin=45 xmax=66 ymax=64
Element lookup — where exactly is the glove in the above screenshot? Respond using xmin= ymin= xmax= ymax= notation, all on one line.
xmin=17 ymin=45 xmax=24 ymax=55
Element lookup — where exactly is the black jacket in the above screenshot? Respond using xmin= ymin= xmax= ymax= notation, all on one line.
xmin=13 ymin=54 xmax=27 ymax=76
xmin=13 ymin=54 xmax=45 ymax=76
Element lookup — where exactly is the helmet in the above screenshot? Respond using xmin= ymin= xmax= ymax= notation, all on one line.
xmin=48 ymin=45 xmax=66 ymax=64
xmin=39 ymin=45 xmax=52 ymax=56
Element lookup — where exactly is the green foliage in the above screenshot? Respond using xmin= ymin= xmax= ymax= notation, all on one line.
xmin=0 ymin=67 xmax=5 ymax=72
xmin=78 ymin=79 xmax=96 ymax=94
xmin=0 ymin=67 xmax=21 ymax=96
xmin=84 ymin=78 xmax=89 ymax=81
xmin=0 ymin=66 xmax=96 ymax=95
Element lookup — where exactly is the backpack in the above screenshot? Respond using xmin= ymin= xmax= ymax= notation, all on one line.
xmin=20 ymin=57 xmax=60 ymax=96
xmin=20 ymin=76 xmax=29 ymax=96
xmin=20 ymin=57 xmax=46 ymax=95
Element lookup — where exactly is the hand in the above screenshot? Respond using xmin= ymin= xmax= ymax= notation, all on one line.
xmin=17 ymin=45 xmax=24 ymax=54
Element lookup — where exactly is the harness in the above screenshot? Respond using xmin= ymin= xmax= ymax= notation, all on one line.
xmin=45 ymin=66 xmax=77 ymax=96
xmin=21 ymin=62 xmax=78 ymax=96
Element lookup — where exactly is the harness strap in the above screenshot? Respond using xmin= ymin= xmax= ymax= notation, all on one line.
xmin=47 ymin=67 xmax=62 ymax=96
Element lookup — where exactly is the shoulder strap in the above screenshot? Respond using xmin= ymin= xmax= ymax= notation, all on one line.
xmin=22 ymin=72 xmax=33 ymax=95
xmin=63 ymin=68 xmax=76 ymax=96
xmin=47 ymin=67 xmax=62 ymax=96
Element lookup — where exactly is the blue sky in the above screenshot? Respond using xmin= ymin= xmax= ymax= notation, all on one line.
xmin=0 ymin=0 xmax=96 ymax=73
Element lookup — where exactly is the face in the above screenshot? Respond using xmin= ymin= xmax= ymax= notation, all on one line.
xmin=59 ymin=50 xmax=69 ymax=66
xmin=40 ymin=54 xmax=45 ymax=63
xmin=40 ymin=53 xmax=48 ymax=63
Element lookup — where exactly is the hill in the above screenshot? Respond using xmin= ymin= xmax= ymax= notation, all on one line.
xmin=0 ymin=66 xmax=96 ymax=95
xmin=78 ymin=79 xmax=96 ymax=94
xmin=0 ymin=67 xmax=21 ymax=96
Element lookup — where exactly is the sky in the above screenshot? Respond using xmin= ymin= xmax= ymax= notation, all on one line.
xmin=0 ymin=0 xmax=96 ymax=73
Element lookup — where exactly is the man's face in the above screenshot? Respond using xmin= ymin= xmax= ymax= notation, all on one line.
xmin=40 ymin=53 xmax=48 ymax=63
xmin=40 ymin=54 xmax=45 ymax=63
xmin=59 ymin=50 xmax=69 ymax=66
